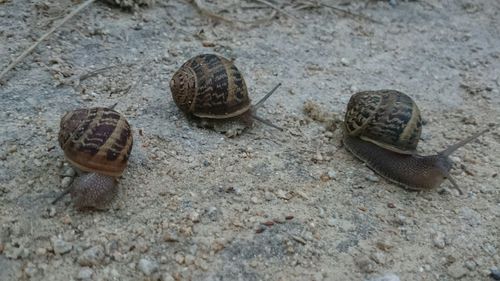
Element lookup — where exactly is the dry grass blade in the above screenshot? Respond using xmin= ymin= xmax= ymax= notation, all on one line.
xmin=188 ymin=0 xmax=278 ymax=25
xmin=255 ymin=0 xmax=300 ymax=22
xmin=316 ymin=1 xmax=382 ymax=24
xmin=73 ymin=63 xmax=135 ymax=90
xmin=190 ymin=0 xmax=235 ymax=23
xmin=0 ymin=0 xmax=96 ymax=83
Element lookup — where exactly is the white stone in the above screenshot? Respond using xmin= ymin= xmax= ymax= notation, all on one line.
xmin=51 ymin=237 xmax=72 ymax=255
xmin=77 ymin=267 xmax=93 ymax=280
xmin=138 ymin=258 xmax=159 ymax=276
xmin=367 ymin=273 xmax=400 ymax=281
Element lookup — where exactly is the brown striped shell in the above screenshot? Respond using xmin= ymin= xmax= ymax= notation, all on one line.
xmin=58 ymin=107 xmax=133 ymax=177
xmin=169 ymin=54 xmax=251 ymax=119
xmin=344 ymin=90 xmax=422 ymax=154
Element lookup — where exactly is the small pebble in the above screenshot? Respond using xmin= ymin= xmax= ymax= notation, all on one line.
xmin=61 ymin=177 xmax=72 ymax=188
xmin=163 ymin=231 xmax=179 ymax=242
xmin=184 ymin=254 xmax=195 ymax=265
xmin=340 ymin=57 xmax=350 ymax=66
xmin=482 ymin=243 xmax=497 ymax=256
xmin=47 ymin=207 xmax=57 ymax=218
xmin=77 ymin=267 xmax=93 ymax=280
xmin=188 ymin=211 xmax=200 ymax=223
xmin=365 ymin=173 xmax=380 ymax=182
xmin=264 ymin=191 xmax=274 ymax=201
xmin=432 ymin=232 xmax=446 ymax=249
xmin=447 ymin=262 xmax=468 ymax=279
xmin=367 ymin=273 xmax=400 ymax=281
xmin=250 ymin=196 xmax=261 ymax=204
xmin=138 ymin=258 xmax=159 ymax=276
xmin=490 ymin=268 xmax=500 ymax=280
xmin=464 ymin=259 xmax=476 ymax=271
xmin=370 ymin=251 xmax=386 ymax=265
xmin=63 ymin=167 xmax=76 ymax=177
xmin=35 ymin=248 xmax=47 ymax=256
xmin=161 ymin=273 xmax=175 ymax=281
xmin=206 ymin=206 xmax=219 ymax=221
xmin=320 ymin=173 xmax=330 ymax=182
xmin=8 ymin=145 xmax=17 ymax=153
xmin=394 ymin=214 xmax=407 ymax=226
xmin=51 ymin=237 xmax=72 ymax=255
xmin=327 ymin=170 xmax=337 ymax=179
xmin=460 ymin=207 xmax=482 ymax=227
xmin=355 ymin=256 xmax=375 ymax=273
xmin=5 ymin=244 xmax=30 ymax=259
xmin=78 ymin=245 xmax=105 ymax=266
xmin=24 ymin=263 xmax=37 ymax=277
xmin=175 ymin=253 xmax=185 ymax=264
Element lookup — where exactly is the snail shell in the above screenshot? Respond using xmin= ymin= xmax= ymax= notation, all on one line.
xmin=343 ymin=90 xmax=487 ymax=193
xmin=169 ymin=54 xmax=281 ymax=135
xmin=170 ymin=54 xmax=250 ymax=119
xmin=344 ymin=90 xmax=422 ymax=154
xmin=55 ymin=107 xmax=133 ymax=209
xmin=58 ymin=107 xmax=133 ymax=175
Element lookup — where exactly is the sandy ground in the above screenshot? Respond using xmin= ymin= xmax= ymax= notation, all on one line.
xmin=1 ymin=0 xmax=499 ymax=280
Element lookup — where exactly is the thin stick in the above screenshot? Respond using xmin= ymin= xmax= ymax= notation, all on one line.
xmin=319 ymin=2 xmax=381 ymax=24
xmin=0 ymin=0 xmax=96 ymax=82
xmin=255 ymin=0 xmax=300 ymax=22
xmin=189 ymin=0 xmax=277 ymax=25
xmin=78 ymin=63 xmax=132 ymax=82
xmin=191 ymin=0 xmax=234 ymax=23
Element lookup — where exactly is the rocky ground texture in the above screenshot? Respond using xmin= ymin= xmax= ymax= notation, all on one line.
xmin=0 ymin=0 xmax=499 ymax=280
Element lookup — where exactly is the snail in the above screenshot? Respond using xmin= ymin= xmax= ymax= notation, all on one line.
xmin=52 ymin=106 xmax=133 ymax=210
xmin=343 ymin=90 xmax=488 ymax=194
xmin=169 ymin=54 xmax=282 ymax=136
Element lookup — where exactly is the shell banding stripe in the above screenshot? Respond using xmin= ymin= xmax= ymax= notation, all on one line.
xmin=345 ymin=90 xmax=422 ymax=154
xmin=191 ymin=55 xmax=229 ymax=113
xmin=59 ymin=108 xmax=132 ymax=176
xmin=345 ymin=94 xmax=381 ymax=135
xmin=373 ymin=91 xmax=421 ymax=150
xmin=170 ymin=67 xmax=197 ymax=113
xmin=186 ymin=54 xmax=250 ymax=118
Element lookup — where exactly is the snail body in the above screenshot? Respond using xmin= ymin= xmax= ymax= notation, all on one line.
xmin=170 ymin=54 xmax=281 ymax=136
xmin=53 ymin=107 xmax=133 ymax=210
xmin=343 ymin=90 xmax=487 ymax=193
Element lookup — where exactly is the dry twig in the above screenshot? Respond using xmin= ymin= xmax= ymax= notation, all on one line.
xmin=0 ymin=0 xmax=96 ymax=82
xmin=255 ymin=0 xmax=301 ymax=22
xmin=189 ymin=0 xmax=278 ymax=25
xmin=296 ymin=0 xmax=381 ymax=24
xmin=320 ymin=2 xmax=381 ymax=24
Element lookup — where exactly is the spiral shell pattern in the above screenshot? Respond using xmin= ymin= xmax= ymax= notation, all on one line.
xmin=170 ymin=54 xmax=251 ymax=119
xmin=344 ymin=90 xmax=422 ymax=154
xmin=58 ymin=107 xmax=133 ymax=176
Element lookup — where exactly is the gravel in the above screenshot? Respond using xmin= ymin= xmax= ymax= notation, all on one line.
xmin=51 ymin=237 xmax=72 ymax=255
xmin=78 ymin=245 xmax=105 ymax=266
xmin=0 ymin=0 xmax=499 ymax=280
xmin=367 ymin=273 xmax=400 ymax=281
xmin=77 ymin=267 xmax=94 ymax=280
xmin=138 ymin=258 xmax=159 ymax=276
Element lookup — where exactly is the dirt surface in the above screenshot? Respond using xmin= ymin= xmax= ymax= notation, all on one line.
xmin=1 ymin=0 xmax=499 ymax=280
